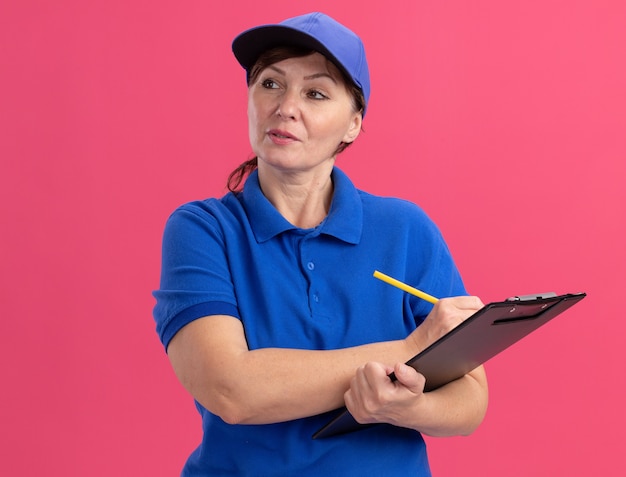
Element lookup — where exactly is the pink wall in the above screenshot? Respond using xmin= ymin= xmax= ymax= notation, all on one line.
xmin=2 ymin=1 xmax=624 ymax=475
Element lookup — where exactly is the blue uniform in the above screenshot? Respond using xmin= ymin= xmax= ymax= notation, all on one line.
xmin=153 ymin=167 xmax=466 ymax=476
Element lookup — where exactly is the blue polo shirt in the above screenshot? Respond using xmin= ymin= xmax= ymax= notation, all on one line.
xmin=153 ymin=167 xmax=466 ymax=476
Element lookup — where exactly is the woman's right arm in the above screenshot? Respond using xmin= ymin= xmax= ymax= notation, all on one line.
xmin=167 ymin=313 xmax=414 ymax=425
xmin=166 ymin=296 xmax=482 ymax=425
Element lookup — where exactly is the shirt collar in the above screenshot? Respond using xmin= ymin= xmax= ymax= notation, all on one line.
xmin=241 ymin=167 xmax=363 ymax=244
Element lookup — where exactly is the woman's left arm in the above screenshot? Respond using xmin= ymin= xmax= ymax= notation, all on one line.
xmin=344 ymin=362 xmax=488 ymax=437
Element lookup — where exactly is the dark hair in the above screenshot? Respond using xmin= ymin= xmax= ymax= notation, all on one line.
xmin=226 ymin=46 xmax=366 ymax=193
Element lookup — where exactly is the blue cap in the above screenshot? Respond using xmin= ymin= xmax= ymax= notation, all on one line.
xmin=232 ymin=12 xmax=370 ymax=116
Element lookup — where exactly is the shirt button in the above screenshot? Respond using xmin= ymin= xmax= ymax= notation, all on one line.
xmin=313 ymin=294 xmax=319 ymax=302
xmin=307 ymin=262 xmax=315 ymax=270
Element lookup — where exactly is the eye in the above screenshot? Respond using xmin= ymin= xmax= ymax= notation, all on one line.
xmin=261 ymin=79 xmax=279 ymax=89
xmin=307 ymin=89 xmax=328 ymax=100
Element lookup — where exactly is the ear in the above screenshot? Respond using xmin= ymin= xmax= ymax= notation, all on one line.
xmin=342 ymin=112 xmax=363 ymax=144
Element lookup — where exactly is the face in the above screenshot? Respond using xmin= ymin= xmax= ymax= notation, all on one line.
xmin=247 ymin=52 xmax=362 ymax=176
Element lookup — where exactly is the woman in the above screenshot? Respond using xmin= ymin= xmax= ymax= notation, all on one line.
xmin=154 ymin=12 xmax=488 ymax=476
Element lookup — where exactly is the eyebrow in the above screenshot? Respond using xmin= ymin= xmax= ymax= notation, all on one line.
xmin=267 ymin=65 xmax=338 ymax=84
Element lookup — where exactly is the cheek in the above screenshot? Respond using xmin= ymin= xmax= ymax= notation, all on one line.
xmin=247 ymin=100 xmax=260 ymax=147
xmin=315 ymin=115 xmax=352 ymax=144
xmin=247 ymin=99 xmax=262 ymax=135
xmin=247 ymin=94 xmax=272 ymax=129
xmin=247 ymin=95 xmax=255 ymax=125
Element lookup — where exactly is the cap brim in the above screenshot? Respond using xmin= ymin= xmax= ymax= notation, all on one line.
xmin=232 ymin=25 xmax=346 ymax=81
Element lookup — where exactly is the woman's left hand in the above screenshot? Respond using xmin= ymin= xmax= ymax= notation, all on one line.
xmin=344 ymin=361 xmax=428 ymax=427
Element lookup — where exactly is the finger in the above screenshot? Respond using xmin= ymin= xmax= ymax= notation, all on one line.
xmin=345 ymin=364 xmax=386 ymax=423
xmin=356 ymin=362 xmax=390 ymax=393
xmin=440 ymin=295 xmax=483 ymax=310
xmin=393 ymin=363 xmax=426 ymax=394
xmin=350 ymin=362 xmax=396 ymax=409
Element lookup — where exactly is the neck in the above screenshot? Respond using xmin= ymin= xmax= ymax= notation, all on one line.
xmin=258 ymin=164 xmax=335 ymax=229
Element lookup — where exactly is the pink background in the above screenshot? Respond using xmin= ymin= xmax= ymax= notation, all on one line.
xmin=2 ymin=1 xmax=625 ymax=475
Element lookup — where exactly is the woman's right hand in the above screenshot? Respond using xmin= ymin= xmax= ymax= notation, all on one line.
xmin=405 ymin=296 xmax=484 ymax=353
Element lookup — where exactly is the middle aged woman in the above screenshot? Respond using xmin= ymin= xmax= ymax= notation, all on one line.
xmin=154 ymin=12 xmax=488 ymax=476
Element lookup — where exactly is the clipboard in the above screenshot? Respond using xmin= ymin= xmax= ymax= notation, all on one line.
xmin=312 ymin=291 xmax=586 ymax=439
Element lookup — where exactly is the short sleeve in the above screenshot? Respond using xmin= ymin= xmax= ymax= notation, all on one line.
xmin=152 ymin=202 xmax=240 ymax=350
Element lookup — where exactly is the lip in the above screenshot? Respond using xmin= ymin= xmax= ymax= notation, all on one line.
xmin=267 ymin=129 xmax=299 ymax=144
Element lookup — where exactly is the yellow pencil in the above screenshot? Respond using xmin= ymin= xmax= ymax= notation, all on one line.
xmin=373 ymin=270 xmax=439 ymax=305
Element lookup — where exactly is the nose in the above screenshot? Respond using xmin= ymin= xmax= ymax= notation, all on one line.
xmin=276 ymin=89 xmax=299 ymax=120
